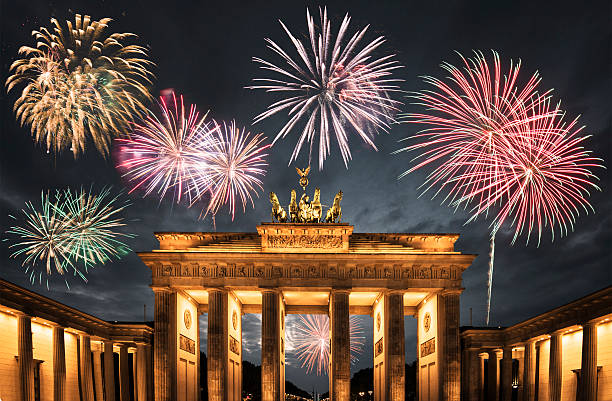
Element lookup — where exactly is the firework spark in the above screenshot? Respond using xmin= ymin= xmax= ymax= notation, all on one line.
xmin=6 ymin=14 xmax=154 ymax=157
xmin=250 ymin=7 xmax=402 ymax=170
xmin=289 ymin=314 xmax=365 ymax=375
xmin=115 ymin=94 xmax=217 ymax=203
xmin=5 ymin=188 xmax=132 ymax=288
xmin=397 ymin=51 xmax=602 ymax=324
xmin=198 ymin=121 xmax=269 ymax=220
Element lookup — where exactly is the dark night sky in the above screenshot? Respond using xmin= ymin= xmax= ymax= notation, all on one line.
xmin=1 ymin=0 xmax=610 ymax=393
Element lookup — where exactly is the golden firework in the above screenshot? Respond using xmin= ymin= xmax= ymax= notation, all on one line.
xmin=6 ymin=14 xmax=155 ymax=157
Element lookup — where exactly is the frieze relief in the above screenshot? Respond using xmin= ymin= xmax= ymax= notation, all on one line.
xmin=266 ymin=234 xmax=343 ymax=249
xmin=152 ymin=261 xmax=460 ymax=281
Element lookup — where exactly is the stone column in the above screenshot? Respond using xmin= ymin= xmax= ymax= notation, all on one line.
xmin=92 ymin=348 xmax=104 ymax=401
xmin=104 ymin=341 xmax=116 ymax=401
xmin=208 ymin=289 xmax=228 ymax=401
xmin=80 ymin=335 xmax=95 ymax=401
xmin=522 ymin=340 xmax=536 ymax=401
xmin=154 ymin=288 xmax=177 ymax=401
xmin=137 ymin=343 xmax=148 ymax=401
xmin=52 ymin=325 xmax=66 ymax=401
xmin=329 ymin=290 xmax=350 ymax=401
xmin=516 ymin=348 xmax=524 ymax=401
xmin=439 ymin=291 xmax=461 ymax=401
xmin=479 ymin=354 xmax=486 ymax=401
xmin=548 ymin=331 xmax=562 ymax=401
xmin=385 ymin=291 xmax=405 ymax=401
xmin=261 ymin=290 xmax=282 ymax=401
xmin=580 ymin=321 xmax=598 ymax=401
xmin=118 ymin=344 xmax=130 ymax=401
xmin=466 ymin=349 xmax=480 ymax=401
xmin=146 ymin=344 xmax=153 ymax=401
xmin=487 ymin=350 xmax=498 ymax=401
xmin=17 ymin=313 xmax=35 ymax=401
xmin=501 ymin=346 xmax=513 ymax=401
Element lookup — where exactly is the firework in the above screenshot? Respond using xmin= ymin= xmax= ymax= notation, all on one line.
xmin=116 ymin=94 xmax=217 ymax=203
xmin=6 ymin=14 xmax=154 ymax=157
xmin=198 ymin=121 xmax=269 ymax=220
xmin=397 ymin=51 xmax=602 ymax=324
xmin=250 ymin=7 xmax=402 ymax=169
xmin=6 ymin=188 xmax=132 ymax=287
xmin=289 ymin=314 xmax=365 ymax=375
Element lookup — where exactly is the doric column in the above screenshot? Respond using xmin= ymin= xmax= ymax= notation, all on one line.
xmin=548 ymin=331 xmax=562 ymax=401
xmin=466 ymin=349 xmax=480 ymax=401
xmin=438 ymin=291 xmax=461 ymax=401
xmin=487 ymin=350 xmax=498 ymax=401
xmin=580 ymin=321 xmax=598 ymax=401
xmin=18 ymin=313 xmax=35 ymax=401
xmin=118 ymin=344 xmax=130 ymax=401
xmin=137 ymin=343 xmax=148 ymax=401
xmin=208 ymin=289 xmax=228 ymax=401
xmin=146 ymin=344 xmax=153 ymax=401
xmin=516 ymin=347 xmax=524 ymax=401
xmin=52 ymin=325 xmax=66 ymax=401
xmin=154 ymin=287 xmax=177 ymax=401
xmin=501 ymin=346 xmax=513 ymax=401
xmin=103 ymin=341 xmax=116 ymax=401
xmin=80 ymin=334 xmax=95 ymax=401
xmin=261 ymin=289 xmax=282 ymax=401
xmin=92 ymin=348 xmax=104 ymax=401
xmin=522 ymin=340 xmax=536 ymax=401
xmin=479 ymin=354 xmax=486 ymax=401
xmin=385 ymin=291 xmax=405 ymax=401
xmin=329 ymin=290 xmax=350 ymax=401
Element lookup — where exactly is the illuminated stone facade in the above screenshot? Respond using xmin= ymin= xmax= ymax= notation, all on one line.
xmin=0 ymin=279 xmax=153 ymax=401
xmin=138 ymin=223 xmax=476 ymax=401
xmin=460 ymin=286 xmax=612 ymax=401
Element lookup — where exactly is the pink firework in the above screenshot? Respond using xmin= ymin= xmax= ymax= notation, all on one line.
xmin=250 ymin=7 xmax=402 ymax=170
xmin=290 ymin=315 xmax=365 ymax=375
xmin=398 ymin=51 xmax=602 ymax=324
xmin=115 ymin=94 xmax=216 ymax=204
xmin=197 ymin=121 xmax=269 ymax=220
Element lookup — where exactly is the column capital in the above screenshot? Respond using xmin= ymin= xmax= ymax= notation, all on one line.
xmin=151 ymin=286 xmax=175 ymax=294
xmin=385 ymin=289 xmax=405 ymax=296
xmin=551 ymin=328 xmax=565 ymax=336
xmin=502 ymin=344 xmax=514 ymax=352
xmin=260 ymin=288 xmax=281 ymax=294
xmin=440 ymin=288 xmax=464 ymax=295
xmin=207 ymin=287 xmax=229 ymax=294
xmin=330 ymin=288 xmax=351 ymax=294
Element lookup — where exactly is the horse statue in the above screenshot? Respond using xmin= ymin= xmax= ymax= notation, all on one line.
xmin=269 ymin=192 xmax=287 ymax=222
xmin=325 ymin=190 xmax=343 ymax=223
xmin=288 ymin=190 xmax=299 ymax=222
xmin=299 ymin=193 xmax=311 ymax=223
xmin=311 ymin=188 xmax=322 ymax=223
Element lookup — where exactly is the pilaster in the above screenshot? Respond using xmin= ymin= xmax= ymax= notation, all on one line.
xmin=329 ymin=290 xmax=350 ymax=401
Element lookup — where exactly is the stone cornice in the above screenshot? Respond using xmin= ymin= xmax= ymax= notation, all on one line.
xmin=461 ymin=286 xmax=611 ymax=347
xmin=0 ymin=279 xmax=153 ymax=343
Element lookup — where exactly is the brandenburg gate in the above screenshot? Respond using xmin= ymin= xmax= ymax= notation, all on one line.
xmin=137 ymin=172 xmax=475 ymax=401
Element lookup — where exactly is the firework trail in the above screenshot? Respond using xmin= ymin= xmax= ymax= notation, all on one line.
xmin=397 ymin=51 xmax=602 ymax=324
xmin=197 ymin=121 xmax=269 ymax=220
xmin=115 ymin=93 xmax=217 ymax=204
xmin=250 ymin=7 xmax=402 ymax=170
xmin=288 ymin=314 xmax=365 ymax=375
xmin=5 ymin=188 xmax=132 ymax=288
xmin=6 ymin=14 xmax=154 ymax=157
